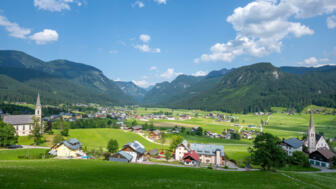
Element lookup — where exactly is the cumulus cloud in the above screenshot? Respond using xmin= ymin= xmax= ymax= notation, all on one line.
xmin=0 ymin=15 xmax=31 ymax=39
xmin=154 ymin=0 xmax=167 ymax=5
xmin=139 ymin=34 xmax=151 ymax=43
xmin=160 ymin=68 xmax=182 ymax=79
xmin=34 ymin=0 xmax=82 ymax=12
xmin=29 ymin=29 xmax=59 ymax=45
xmin=327 ymin=15 xmax=336 ymax=29
xmin=297 ymin=56 xmax=333 ymax=67
xmin=134 ymin=34 xmax=161 ymax=53
xmin=192 ymin=70 xmax=208 ymax=76
xmin=195 ymin=0 xmax=336 ymax=63
xmin=150 ymin=66 xmax=157 ymax=71
xmin=132 ymin=80 xmax=152 ymax=88
xmin=132 ymin=1 xmax=145 ymax=8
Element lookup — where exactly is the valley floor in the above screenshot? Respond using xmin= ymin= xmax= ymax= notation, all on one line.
xmin=0 ymin=159 xmax=335 ymax=189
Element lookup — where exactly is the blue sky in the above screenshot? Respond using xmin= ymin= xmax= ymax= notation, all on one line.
xmin=1 ymin=0 xmax=336 ymax=88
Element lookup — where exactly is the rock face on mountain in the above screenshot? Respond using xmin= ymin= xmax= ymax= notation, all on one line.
xmin=116 ymin=81 xmax=147 ymax=102
xmin=0 ymin=50 xmax=134 ymax=105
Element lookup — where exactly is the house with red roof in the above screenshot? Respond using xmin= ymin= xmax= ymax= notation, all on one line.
xmin=183 ymin=150 xmax=200 ymax=165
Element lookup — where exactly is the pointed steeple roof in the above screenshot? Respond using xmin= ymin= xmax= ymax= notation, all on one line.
xmin=36 ymin=92 xmax=41 ymax=106
xmin=309 ymin=110 xmax=314 ymax=128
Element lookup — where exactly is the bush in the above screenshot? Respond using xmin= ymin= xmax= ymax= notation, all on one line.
xmin=53 ymin=134 xmax=64 ymax=144
xmin=290 ymin=151 xmax=310 ymax=168
xmin=107 ymin=139 xmax=118 ymax=153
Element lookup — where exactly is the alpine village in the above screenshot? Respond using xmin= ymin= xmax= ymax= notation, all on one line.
xmin=1 ymin=1 xmax=336 ymax=189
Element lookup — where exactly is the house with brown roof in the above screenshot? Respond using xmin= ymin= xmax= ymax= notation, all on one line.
xmin=149 ymin=130 xmax=161 ymax=140
xmin=132 ymin=125 xmax=143 ymax=133
xmin=309 ymin=148 xmax=335 ymax=168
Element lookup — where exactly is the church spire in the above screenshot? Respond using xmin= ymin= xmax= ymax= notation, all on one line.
xmin=308 ymin=109 xmax=316 ymax=153
xmin=36 ymin=92 xmax=41 ymax=107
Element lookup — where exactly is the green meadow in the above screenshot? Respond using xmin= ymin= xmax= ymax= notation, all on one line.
xmin=0 ymin=160 xmax=335 ymax=189
xmin=0 ymin=149 xmax=48 ymax=160
xmin=68 ymin=128 xmax=163 ymax=150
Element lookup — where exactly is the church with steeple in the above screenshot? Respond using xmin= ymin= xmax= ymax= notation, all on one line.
xmin=3 ymin=93 xmax=43 ymax=136
xmin=307 ymin=111 xmax=330 ymax=153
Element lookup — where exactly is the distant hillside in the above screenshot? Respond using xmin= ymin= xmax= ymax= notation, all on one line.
xmin=280 ymin=65 xmax=336 ymax=75
xmin=150 ymin=63 xmax=336 ymax=112
xmin=0 ymin=50 xmax=134 ymax=105
xmin=116 ymin=81 xmax=147 ymax=102
xmin=206 ymin=68 xmax=231 ymax=79
xmin=142 ymin=75 xmax=203 ymax=105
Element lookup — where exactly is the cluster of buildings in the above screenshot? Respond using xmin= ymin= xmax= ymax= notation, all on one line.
xmin=281 ymin=112 xmax=335 ymax=168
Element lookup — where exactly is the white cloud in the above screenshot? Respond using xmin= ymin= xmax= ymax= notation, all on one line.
xmin=132 ymin=80 xmax=152 ymax=88
xmin=160 ymin=68 xmax=182 ymax=79
xmin=132 ymin=1 xmax=145 ymax=8
xmin=195 ymin=0 xmax=336 ymax=63
xmin=327 ymin=15 xmax=336 ymax=29
xmin=139 ymin=34 xmax=151 ymax=43
xmin=192 ymin=70 xmax=208 ymax=77
xmin=297 ymin=56 xmax=332 ymax=67
xmin=34 ymin=0 xmax=82 ymax=12
xmin=134 ymin=43 xmax=161 ymax=53
xmin=150 ymin=66 xmax=157 ymax=71
xmin=134 ymin=44 xmax=151 ymax=52
xmin=115 ymin=78 xmax=121 ymax=81
xmin=0 ymin=15 xmax=31 ymax=39
xmin=154 ymin=0 xmax=167 ymax=5
xmin=29 ymin=29 xmax=59 ymax=45
xmin=108 ymin=50 xmax=118 ymax=54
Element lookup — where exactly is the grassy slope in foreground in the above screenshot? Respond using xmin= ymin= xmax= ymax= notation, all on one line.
xmin=1 ymin=160 xmax=335 ymax=189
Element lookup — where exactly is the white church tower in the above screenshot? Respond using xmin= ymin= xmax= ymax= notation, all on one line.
xmin=35 ymin=92 xmax=42 ymax=126
xmin=307 ymin=111 xmax=316 ymax=153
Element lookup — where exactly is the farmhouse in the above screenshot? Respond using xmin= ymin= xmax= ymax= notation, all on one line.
xmin=175 ymin=140 xmax=225 ymax=166
xmin=309 ymin=148 xmax=335 ymax=168
xmin=3 ymin=93 xmax=42 ymax=136
xmin=132 ymin=125 xmax=143 ymax=133
xmin=281 ymin=138 xmax=303 ymax=156
xmin=113 ymin=141 xmax=146 ymax=163
xmin=149 ymin=130 xmax=162 ymax=140
xmin=49 ymin=138 xmax=86 ymax=159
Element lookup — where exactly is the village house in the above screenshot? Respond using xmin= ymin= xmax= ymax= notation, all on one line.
xmin=309 ymin=148 xmax=335 ymax=168
xmin=49 ymin=138 xmax=86 ymax=159
xmin=132 ymin=125 xmax=143 ymax=133
xmin=183 ymin=150 xmax=200 ymax=166
xmin=149 ymin=130 xmax=162 ymax=140
xmin=110 ymin=141 xmax=145 ymax=163
xmin=175 ymin=140 xmax=225 ymax=166
xmin=3 ymin=93 xmax=42 ymax=136
xmin=281 ymin=138 xmax=303 ymax=156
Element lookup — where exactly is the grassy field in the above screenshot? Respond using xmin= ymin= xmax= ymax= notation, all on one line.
xmin=68 ymin=128 xmax=163 ymax=150
xmin=0 ymin=160 xmax=335 ymax=189
xmin=136 ymin=107 xmax=336 ymax=138
xmin=0 ymin=149 xmax=48 ymax=160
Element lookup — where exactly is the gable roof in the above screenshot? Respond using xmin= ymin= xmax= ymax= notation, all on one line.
xmin=118 ymin=151 xmax=133 ymax=161
xmin=183 ymin=150 xmax=200 ymax=162
xmin=132 ymin=125 xmax=142 ymax=130
xmin=315 ymin=134 xmax=322 ymax=141
xmin=63 ymin=138 xmax=82 ymax=150
xmin=124 ymin=141 xmax=145 ymax=154
xmin=283 ymin=138 xmax=303 ymax=148
xmin=3 ymin=115 xmax=34 ymax=125
xmin=317 ymin=148 xmax=335 ymax=160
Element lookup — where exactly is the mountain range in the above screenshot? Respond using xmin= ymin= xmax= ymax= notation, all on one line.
xmin=0 ymin=50 xmax=335 ymax=112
